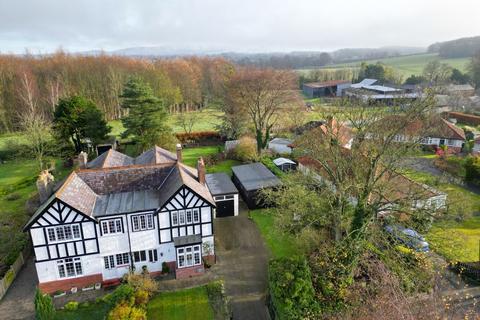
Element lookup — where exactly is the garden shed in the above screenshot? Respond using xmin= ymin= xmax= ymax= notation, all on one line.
xmin=205 ymin=173 xmax=239 ymax=217
xmin=231 ymin=163 xmax=282 ymax=209
xmin=273 ymin=157 xmax=297 ymax=172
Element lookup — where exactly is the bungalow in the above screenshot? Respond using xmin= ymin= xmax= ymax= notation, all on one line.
xmin=385 ymin=115 xmax=466 ymax=153
xmin=24 ymin=145 xmax=216 ymax=294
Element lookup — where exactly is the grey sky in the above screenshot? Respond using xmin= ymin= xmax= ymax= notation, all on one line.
xmin=0 ymin=0 xmax=478 ymax=54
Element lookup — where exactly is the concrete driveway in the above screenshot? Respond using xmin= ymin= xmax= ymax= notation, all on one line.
xmin=0 ymin=256 xmax=37 ymax=320
xmin=213 ymin=201 xmax=270 ymax=320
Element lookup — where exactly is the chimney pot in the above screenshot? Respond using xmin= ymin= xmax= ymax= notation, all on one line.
xmin=176 ymin=144 xmax=183 ymax=163
xmin=197 ymin=157 xmax=206 ymax=185
xmin=78 ymin=151 xmax=88 ymax=169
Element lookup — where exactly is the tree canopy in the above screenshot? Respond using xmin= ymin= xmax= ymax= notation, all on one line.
xmin=120 ymin=77 xmax=174 ymax=151
xmin=53 ymin=95 xmax=111 ymax=153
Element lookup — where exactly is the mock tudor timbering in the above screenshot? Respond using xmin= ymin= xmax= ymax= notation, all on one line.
xmin=25 ymin=146 xmax=216 ymax=294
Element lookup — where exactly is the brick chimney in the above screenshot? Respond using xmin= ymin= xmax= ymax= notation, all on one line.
xmin=78 ymin=151 xmax=88 ymax=169
xmin=197 ymin=157 xmax=206 ymax=185
xmin=36 ymin=170 xmax=55 ymax=203
xmin=176 ymin=144 xmax=183 ymax=163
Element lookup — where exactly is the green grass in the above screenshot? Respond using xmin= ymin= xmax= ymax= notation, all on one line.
xmin=147 ymin=286 xmax=214 ymax=320
xmin=108 ymin=108 xmax=223 ymax=139
xmin=250 ymin=209 xmax=298 ymax=258
xmin=55 ymin=302 xmax=110 ymax=320
xmin=403 ymin=168 xmax=480 ymax=262
xmin=206 ymin=159 xmax=242 ymax=176
xmin=299 ymin=53 xmax=470 ymax=78
xmin=427 ymin=216 xmax=480 ymax=262
xmin=182 ymin=145 xmax=224 ymax=167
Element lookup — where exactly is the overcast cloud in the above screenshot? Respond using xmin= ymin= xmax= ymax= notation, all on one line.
xmin=0 ymin=0 xmax=479 ymax=54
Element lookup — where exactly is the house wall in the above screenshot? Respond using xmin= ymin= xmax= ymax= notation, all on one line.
xmin=29 ymin=186 xmax=215 ymax=293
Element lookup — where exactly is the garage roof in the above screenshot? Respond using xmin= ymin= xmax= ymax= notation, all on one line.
xmin=205 ymin=173 xmax=238 ymax=196
xmin=232 ymin=163 xmax=281 ymax=191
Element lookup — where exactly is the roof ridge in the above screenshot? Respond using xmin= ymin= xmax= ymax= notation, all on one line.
xmin=55 ymin=171 xmax=78 ymax=198
xmin=101 ymin=148 xmax=113 ymax=168
xmin=77 ymin=161 xmax=176 ymax=173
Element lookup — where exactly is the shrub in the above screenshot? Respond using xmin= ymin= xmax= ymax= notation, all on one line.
xmin=107 ymin=301 xmax=146 ymax=320
xmin=161 ymin=262 xmax=170 ymax=274
xmin=231 ymin=136 xmax=257 ymax=162
xmin=134 ymin=289 xmax=149 ymax=306
xmin=125 ymin=273 xmax=158 ymax=295
xmin=4 ymin=192 xmax=21 ymax=201
xmin=64 ymin=301 xmax=79 ymax=311
xmin=34 ymin=288 xmax=56 ymax=320
xmin=269 ymin=257 xmax=318 ymax=320
xmin=206 ymin=281 xmax=232 ymax=319
xmin=176 ymin=131 xmax=221 ymax=144
xmin=464 ymin=156 xmax=480 ymax=185
xmin=103 ymin=284 xmax=135 ymax=306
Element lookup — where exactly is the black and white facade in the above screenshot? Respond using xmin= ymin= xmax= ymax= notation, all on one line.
xmin=24 ymin=146 xmax=216 ymax=293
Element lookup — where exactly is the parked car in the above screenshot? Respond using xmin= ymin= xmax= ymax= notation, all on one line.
xmin=384 ymin=224 xmax=430 ymax=252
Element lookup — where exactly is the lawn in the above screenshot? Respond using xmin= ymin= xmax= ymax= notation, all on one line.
xmin=147 ymin=286 xmax=214 ymax=320
xmin=427 ymin=216 xmax=480 ymax=263
xmin=182 ymin=145 xmax=224 ymax=167
xmin=206 ymin=159 xmax=242 ymax=176
xmin=403 ymin=168 xmax=480 ymax=262
xmin=250 ymin=209 xmax=298 ymax=258
xmin=298 ymin=53 xmax=470 ymax=78
xmin=108 ymin=108 xmax=223 ymax=138
xmin=55 ymin=302 xmax=110 ymax=320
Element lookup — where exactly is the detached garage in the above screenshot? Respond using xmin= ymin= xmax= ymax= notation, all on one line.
xmin=232 ymin=163 xmax=282 ymax=209
xmin=206 ymin=173 xmax=239 ymax=217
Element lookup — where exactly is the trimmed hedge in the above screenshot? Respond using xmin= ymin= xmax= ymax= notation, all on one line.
xmin=176 ymin=131 xmax=221 ymax=144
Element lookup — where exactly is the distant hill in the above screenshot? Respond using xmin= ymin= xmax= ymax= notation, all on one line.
xmin=428 ymin=35 xmax=480 ymax=58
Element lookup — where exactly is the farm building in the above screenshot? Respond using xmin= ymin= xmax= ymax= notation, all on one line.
xmin=268 ymin=138 xmax=293 ymax=154
xmin=273 ymin=158 xmax=297 ymax=172
xmin=206 ymin=173 xmax=239 ymax=217
xmin=345 ymin=78 xmax=420 ymax=104
xmin=302 ymin=80 xmax=352 ymax=98
xmin=232 ymin=163 xmax=282 ymax=209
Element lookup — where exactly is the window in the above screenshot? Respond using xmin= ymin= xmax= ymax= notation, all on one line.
xmin=193 ymin=209 xmax=200 ymax=223
xmin=116 ymin=253 xmax=130 ymax=266
xmin=176 ymin=245 xmax=201 ymax=268
xmin=101 ymin=219 xmax=123 ymax=235
xmin=47 ymin=225 xmax=81 ymax=243
xmin=57 ymin=258 xmax=82 ymax=278
xmin=132 ymin=214 xmax=154 ymax=232
xmin=104 ymin=253 xmax=130 ymax=269
xmin=186 ymin=210 xmax=192 ymax=224
xmin=133 ymin=250 xmax=147 ymax=263
xmin=172 ymin=211 xmax=178 ymax=226
xmin=179 ymin=210 xmax=185 ymax=225
xmin=47 ymin=228 xmax=56 ymax=242
xmin=148 ymin=249 xmax=158 ymax=262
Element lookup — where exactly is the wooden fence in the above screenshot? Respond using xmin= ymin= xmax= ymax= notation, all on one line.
xmin=0 ymin=243 xmax=30 ymax=301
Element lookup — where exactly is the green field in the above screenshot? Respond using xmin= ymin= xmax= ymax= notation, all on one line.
xmin=109 ymin=107 xmax=222 ymax=138
xmin=147 ymin=286 xmax=214 ymax=320
xmin=299 ymin=53 xmax=471 ymax=78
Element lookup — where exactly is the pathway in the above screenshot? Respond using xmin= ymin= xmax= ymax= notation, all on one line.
xmin=213 ymin=201 xmax=270 ymax=320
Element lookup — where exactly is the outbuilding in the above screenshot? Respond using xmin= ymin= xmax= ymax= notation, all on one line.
xmin=268 ymin=138 xmax=293 ymax=154
xmin=206 ymin=173 xmax=239 ymax=217
xmin=273 ymin=158 xmax=297 ymax=172
xmin=232 ymin=163 xmax=282 ymax=209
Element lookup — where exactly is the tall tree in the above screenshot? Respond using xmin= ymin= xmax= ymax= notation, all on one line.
xmin=120 ymin=77 xmax=173 ymax=151
xmin=422 ymin=60 xmax=452 ymax=85
xmin=469 ymin=51 xmax=480 ymax=89
xmin=225 ymin=67 xmax=300 ymax=152
xmin=53 ymin=95 xmax=111 ymax=153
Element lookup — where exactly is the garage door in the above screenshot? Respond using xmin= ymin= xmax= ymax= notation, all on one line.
xmin=216 ymin=199 xmax=235 ymax=217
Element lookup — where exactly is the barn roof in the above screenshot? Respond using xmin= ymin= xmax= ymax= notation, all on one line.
xmin=206 ymin=173 xmax=238 ymax=196
xmin=303 ymin=80 xmax=351 ymax=89
xmin=232 ymin=163 xmax=281 ymax=191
